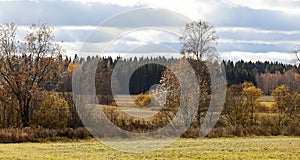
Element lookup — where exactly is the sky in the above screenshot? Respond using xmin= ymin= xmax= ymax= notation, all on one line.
xmin=0 ymin=0 xmax=300 ymax=63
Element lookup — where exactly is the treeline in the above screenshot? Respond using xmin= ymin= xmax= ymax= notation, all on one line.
xmin=65 ymin=56 xmax=300 ymax=95
xmin=65 ymin=55 xmax=176 ymax=94
xmin=256 ymin=70 xmax=300 ymax=95
xmin=224 ymin=60 xmax=300 ymax=87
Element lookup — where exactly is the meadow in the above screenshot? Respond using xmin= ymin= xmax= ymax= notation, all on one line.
xmin=0 ymin=137 xmax=299 ymax=159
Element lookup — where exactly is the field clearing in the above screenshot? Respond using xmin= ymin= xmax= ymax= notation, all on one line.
xmin=0 ymin=137 xmax=299 ymax=159
xmin=259 ymin=101 xmax=276 ymax=107
xmin=116 ymin=106 xmax=158 ymax=117
xmin=113 ymin=95 xmax=136 ymax=107
xmin=257 ymin=96 xmax=275 ymax=102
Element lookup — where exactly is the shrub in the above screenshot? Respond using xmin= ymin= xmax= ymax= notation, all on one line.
xmin=33 ymin=93 xmax=70 ymax=129
xmin=258 ymin=114 xmax=277 ymax=126
xmin=0 ymin=128 xmax=91 ymax=143
xmin=133 ymin=93 xmax=151 ymax=107
xmin=256 ymin=102 xmax=270 ymax=113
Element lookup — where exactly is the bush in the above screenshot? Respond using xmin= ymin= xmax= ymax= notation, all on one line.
xmin=133 ymin=93 xmax=151 ymax=107
xmin=205 ymin=125 xmax=300 ymax=138
xmin=33 ymin=93 xmax=70 ymax=129
xmin=94 ymin=106 xmax=174 ymax=136
xmin=256 ymin=103 xmax=270 ymax=113
xmin=0 ymin=128 xmax=91 ymax=143
xmin=258 ymin=114 xmax=277 ymax=126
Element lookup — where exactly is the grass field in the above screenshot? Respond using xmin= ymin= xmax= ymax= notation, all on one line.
xmin=257 ymin=96 xmax=275 ymax=102
xmin=257 ymin=96 xmax=276 ymax=108
xmin=0 ymin=137 xmax=299 ymax=159
xmin=259 ymin=101 xmax=276 ymax=107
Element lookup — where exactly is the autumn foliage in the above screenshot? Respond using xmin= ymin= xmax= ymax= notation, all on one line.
xmin=0 ymin=22 xmax=299 ymax=140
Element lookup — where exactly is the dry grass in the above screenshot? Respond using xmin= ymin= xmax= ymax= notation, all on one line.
xmin=257 ymin=96 xmax=275 ymax=102
xmin=0 ymin=137 xmax=299 ymax=159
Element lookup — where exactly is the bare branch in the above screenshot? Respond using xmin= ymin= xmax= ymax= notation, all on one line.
xmin=180 ymin=20 xmax=218 ymax=61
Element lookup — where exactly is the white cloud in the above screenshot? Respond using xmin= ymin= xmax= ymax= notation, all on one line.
xmin=221 ymin=51 xmax=297 ymax=64
xmin=125 ymin=29 xmax=179 ymax=44
xmin=219 ymin=39 xmax=297 ymax=45
xmin=89 ymin=0 xmax=218 ymax=21
xmin=217 ymin=27 xmax=300 ymax=35
xmin=224 ymin=0 xmax=300 ymax=14
xmin=1 ymin=0 xmax=300 ymax=63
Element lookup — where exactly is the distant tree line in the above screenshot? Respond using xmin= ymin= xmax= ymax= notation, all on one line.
xmin=64 ymin=56 xmax=177 ymax=95
xmin=64 ymin=57 xmax=300 ymax=96
xmin=224 ymin=60 xmax=300 ymax=86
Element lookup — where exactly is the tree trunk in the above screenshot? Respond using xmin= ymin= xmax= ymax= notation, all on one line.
xmin=22 ymin=105 xmax=30 ymax=127
xmin=19 ymin=98 xmax=30 ymax=127
xmin=251 ymin=103 xmax=254 ymax=125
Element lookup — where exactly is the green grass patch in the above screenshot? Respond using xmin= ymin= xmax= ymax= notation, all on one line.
xmin=0 ymin=137 xmax=299 ymax=159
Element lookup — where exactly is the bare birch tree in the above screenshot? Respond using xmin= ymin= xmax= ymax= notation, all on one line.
xmin=180 ymin=20 xmax=218 ymax=60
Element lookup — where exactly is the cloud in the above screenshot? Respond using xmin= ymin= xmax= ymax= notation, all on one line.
xmin=221 ymin=51 xmax=297 ymax=64
xmin=83 ymin=28 xmax=181 ymax=54
xmin=54 ymin=26 xmax=126 ymax=43
xmin=217 ymin=27 xmax=300 ymax=42
xmin=1 ymin=0 xmax=300 ymax=63
xmin=94 ymin=0 xmax=215 ymax=21
xmin=0 ymin=1 xmax=131 ymax=25
xmin=219 ymin=41 xmax=294 ymax=53
xmin=224 ymin=0 xmax=300 ymax=14
xmin=208 ymin=6 xmax=300 ymax=31
xmin=100 ymin=8 xmax=191 ymax=28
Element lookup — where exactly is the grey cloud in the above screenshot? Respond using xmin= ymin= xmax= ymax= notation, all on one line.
xmin=0 ymin=1 xmax=131 ymax=25
xmin=218 ymin=30 xmax=300 ymax=42
xmin=54 ymin=27 xmax=124 ymax=43
xmin=101 ymin=8 xmax=190 ymax=28
xmin=2 ymin=1 xmax=299 ymax=63
xmin=218 ymin=41 xmax=294 ymax=53
xmin=0 ymin=2 xmax=191 ymax=29
xmin=209 ymin=6 xmax=300 ymax=31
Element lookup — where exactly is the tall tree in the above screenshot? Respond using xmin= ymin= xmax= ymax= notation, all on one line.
xmin=272 ymin=85 xmax=290 ymax=125
xmin=223 ymin=82 xmax=262 ymax=126
xmin=223 ymin=83 xmax=244 ymax=126
xmin=160 ymin=20 xmax=219 ymax=136
xmin=180 ymin=20 xmax=218 ymax=60
xmin=272 ymin=85 xmax=300 ymax=125
xmin=242 ymin=83 xmax=262 ymax=125
xmin=0 ymin=23 xmax=62 ymax=127
xmin=180 ymin=20 xmax=219 ymax=130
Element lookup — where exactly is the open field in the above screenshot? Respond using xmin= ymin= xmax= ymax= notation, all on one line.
xmin=116 ymin=106 xmax=158 ymax=118
xmin=257 ymin=96 xmax=276 ymax=108
xmin=257 ymin=96 xmax=275 ymax=102
xmin=0 ymin=137 xmax=299 ymax=159
xmin=259 ymin=101 xmax=276 ymax=108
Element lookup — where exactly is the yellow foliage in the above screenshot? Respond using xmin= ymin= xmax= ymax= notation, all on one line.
xmin=133 ymin=93 xmax=151 ymax=107
xmin=243 ymin=86 xmax=263 ymax=100
xmin=67 ymin=62 xmax=74 ymax=73
xmin=34 ymin=93 xmax=70 ymax=128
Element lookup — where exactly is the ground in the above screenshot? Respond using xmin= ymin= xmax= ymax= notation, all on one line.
xmin=0 ymin=137 xmax=299 ymax=159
